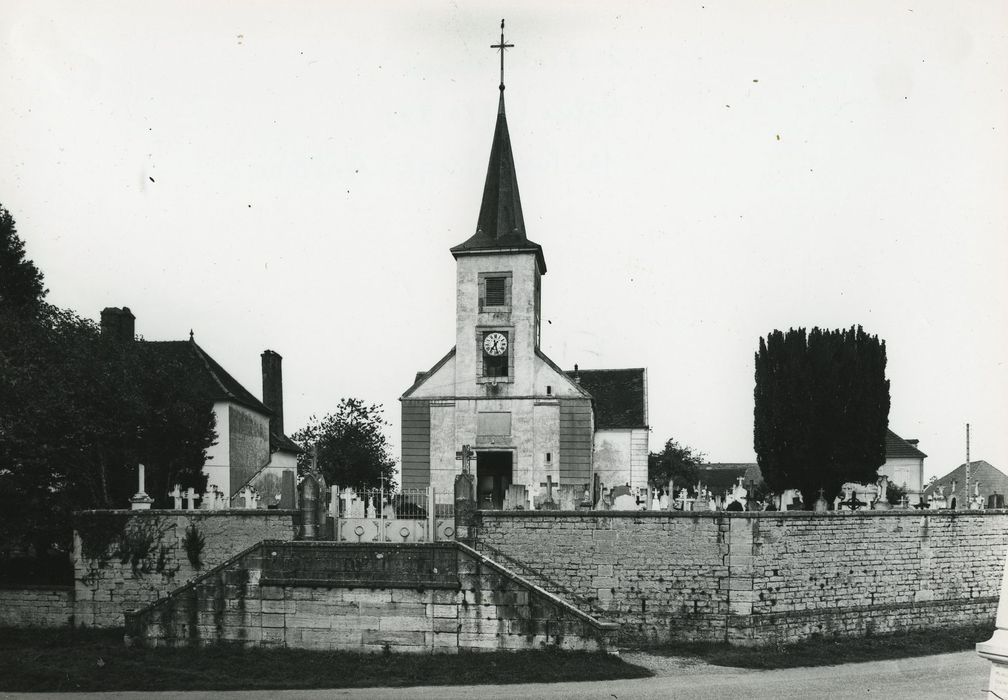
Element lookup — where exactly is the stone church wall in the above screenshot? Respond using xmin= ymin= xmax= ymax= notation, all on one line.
xmin=475 ymin=510 xmax=1008 ymax=646
xmin=73 ymin=509 xmax=297 ymax=628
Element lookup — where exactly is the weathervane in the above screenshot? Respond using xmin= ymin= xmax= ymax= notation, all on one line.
xmin=491 ymin=19 xmax=514 ymax=91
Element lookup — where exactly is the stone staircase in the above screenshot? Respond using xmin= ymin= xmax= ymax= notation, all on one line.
xmin=124 ymin=540 xmax=618 ymax=653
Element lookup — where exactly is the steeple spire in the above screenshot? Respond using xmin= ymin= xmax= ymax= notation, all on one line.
xmin=450 ymin=20 xmax=546 ymax=274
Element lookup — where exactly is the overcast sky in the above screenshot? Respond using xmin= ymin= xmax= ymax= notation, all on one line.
xmin=2 ymin=1 xmax=1006 ymax=482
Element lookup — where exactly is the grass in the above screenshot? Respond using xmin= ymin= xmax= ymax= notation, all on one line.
xmin=0 ymin=627 xmax=652 ymax=692
xmin=643 ymin=624 xmax=994 ymax=669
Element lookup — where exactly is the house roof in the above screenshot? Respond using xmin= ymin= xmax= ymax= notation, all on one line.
xmin=450 ymin=91 xmax=546 ymax=274
xmin=564 ymin=368 xmax=647 ymax=429
xmin=886 ymin=429 xmax=927 ymax=459
xmin=270 ymin=430 xmax=301 ymax=454
xmin=144 ymin=340 xmax=270 ymax=414
xmin=696 ymin=463 xmax=763 ymax=493
xmin=143 ymin=340 xmax=299 ymax=454
xmin=922 ymin=460 xmax=1008 ymax=501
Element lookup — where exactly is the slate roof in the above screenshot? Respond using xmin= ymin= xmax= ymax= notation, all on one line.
xmin=696 ymin=463 xmax=763 ymax=493
xmin=450 ymin=91 xmax=546 ymax=274
xmin=885 ymin=429 xmax=927 ymax=459
xmin=144 ymin=341 xmax=269 ymax=414
xmin=564 ymin=368 xmax=647 ymax=429
xmin=143 ymin=340 xmax=299 ymax=454
xmin=922 ymin=460 xmax=1008 ymax=503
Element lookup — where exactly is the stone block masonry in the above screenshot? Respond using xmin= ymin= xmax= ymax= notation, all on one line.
xmin=73 ymin=509 xmax=297 ymax=628
xmin=475 ymin=510 xmax=1008 ymax=646
xmin=0 ymin=586 xmax=74 ymax=627
xmin=125 ymin=541 xmax=617 ymax=652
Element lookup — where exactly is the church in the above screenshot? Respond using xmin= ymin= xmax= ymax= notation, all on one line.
xmin=400 ymin=40 xmax=648 ymax=508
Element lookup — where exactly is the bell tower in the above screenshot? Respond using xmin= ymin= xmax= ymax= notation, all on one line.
xmin=449 ymin=21 xmax=545 ymax=398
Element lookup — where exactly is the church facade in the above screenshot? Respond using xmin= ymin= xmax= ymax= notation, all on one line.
xmin=400 ymin=83 xmax=648 ymax=508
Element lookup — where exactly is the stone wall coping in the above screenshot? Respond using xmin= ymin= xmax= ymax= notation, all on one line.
xmin=0 ymin=584 xmax=75 ymax=592
xmin=73 ymin=509 xmax=299 ymax=517
xmin=477 ymin=508 xmax=1008 ymax=519
xmin=264 ymin=540 xmax=456 ymax=551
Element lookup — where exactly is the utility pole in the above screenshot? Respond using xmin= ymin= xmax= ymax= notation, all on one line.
xmin=965 ymin=423 xmax=970 ymax=510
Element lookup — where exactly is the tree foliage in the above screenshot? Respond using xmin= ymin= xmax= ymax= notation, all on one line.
xmin=0 ymin=205 xmax=216 ymax=553
xmin=648 ymin=437 xmax=706 ymax=489
xmin=753 ymin=326 xmax=890 ymax=506
xmin=292 ymin=398 xmax=397 ymax=490
xmin=0 ymin=206 xmax=47 ymax=313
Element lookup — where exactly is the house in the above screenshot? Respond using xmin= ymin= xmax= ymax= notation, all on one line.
xmin=696 ymin=463 xmax=762 ymax=495
xmin=923 ymin=460 xmax=1008 ymax=510
xmin=399 ymin=79 xmax=648 ymax=506
xmin=100 ymin=307 xmax=299 ymax=506
xmin=878 ymin=429 xmax=927 ymax=503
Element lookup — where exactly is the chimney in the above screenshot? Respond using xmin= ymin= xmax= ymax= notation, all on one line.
xmin=100 ymin=307 xmax=135 ymax=343
xmin=573 ymin=363 xmax=580 ymax=384
xmin=261 ymin=350 xmax=284 ymax=437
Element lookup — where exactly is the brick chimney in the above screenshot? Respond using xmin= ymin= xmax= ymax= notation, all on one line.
xmin=261 ymin=350 xmax=284 ymax=437
xmin=100 ymin=307 xmax=135 ymax=343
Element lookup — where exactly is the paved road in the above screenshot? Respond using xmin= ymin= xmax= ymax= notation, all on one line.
xmin=1 ymin=650 xmax=990 ymax=700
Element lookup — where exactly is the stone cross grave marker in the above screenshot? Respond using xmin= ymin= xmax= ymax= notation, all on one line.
xmin=539 ymin=475 xmax=558 ymax=510
xmin=169 ymin=484 xmax=183 ymax=510
xmin=183 ymin=487 xmax=199 ymax=510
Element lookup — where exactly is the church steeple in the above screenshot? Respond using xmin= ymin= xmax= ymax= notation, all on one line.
xmin=451 ymin=21 xmax=546 ymax=274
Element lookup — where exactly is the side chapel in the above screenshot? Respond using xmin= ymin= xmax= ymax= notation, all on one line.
xmin=400 ymin=32 xmax=648 ymax=508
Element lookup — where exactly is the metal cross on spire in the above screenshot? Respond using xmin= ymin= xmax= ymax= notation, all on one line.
xmin=491 ymin=19 xmax=513 ymax=91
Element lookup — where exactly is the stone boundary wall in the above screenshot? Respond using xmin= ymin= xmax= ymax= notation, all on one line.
xmin=73 ymin=509 xmax=297 ymax=628
xmin=0 ymin=586 xmax=74 ymax=627
xmin=475 ymin=510 xmax=1008 ymax=646
xmin=125 ymin=541 xmax=617 ymax=653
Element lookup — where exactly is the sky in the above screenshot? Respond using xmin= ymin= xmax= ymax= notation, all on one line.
xmin=1 ymin=1 xmax=1006 ymax=482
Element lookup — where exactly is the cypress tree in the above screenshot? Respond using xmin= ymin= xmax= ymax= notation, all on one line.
xmin=754 ymin=326 xmax=890 ymax=506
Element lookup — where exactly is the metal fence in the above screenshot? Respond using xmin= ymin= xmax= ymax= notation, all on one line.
xmin=327 ymin=486 xmax=455 ymax=543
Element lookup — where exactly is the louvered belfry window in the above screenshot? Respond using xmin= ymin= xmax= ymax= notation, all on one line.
xmin=485 ymin=277 xmax=506 ymax=307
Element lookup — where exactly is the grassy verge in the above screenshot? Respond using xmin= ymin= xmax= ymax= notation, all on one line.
xmin=0 ymin=627 xmax=651 ymax=692
xmin=643 ymin=624 xmax=993 ymax=669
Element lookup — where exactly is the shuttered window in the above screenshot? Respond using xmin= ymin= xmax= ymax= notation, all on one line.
xmin=485 ymin=277 xmax=506 ymax=306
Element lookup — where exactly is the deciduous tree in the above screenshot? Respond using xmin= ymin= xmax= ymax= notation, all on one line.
xmin=293 ymin=399 xmax=397 ymax=490
xmin=648 ymin=438 xmax=705 ymax=489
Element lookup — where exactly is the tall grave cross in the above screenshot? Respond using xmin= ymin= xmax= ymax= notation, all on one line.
xmin=456 ymin=444 xmax=475 ymax=475
xmin=491 ymin=19 xmax=514 ymax=91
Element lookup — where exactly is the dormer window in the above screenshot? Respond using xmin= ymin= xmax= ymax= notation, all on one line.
xmin=479 ymin=272 xmax=512 ymax=311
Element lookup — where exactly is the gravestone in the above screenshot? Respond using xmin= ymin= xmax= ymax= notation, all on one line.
xmin=503 ymin=483 xmax=528 ymax=510
xmin=611 ymin=484 xmax=635 ymax=510
xmin=558 ymin=484 xmax=579 ymax=511
xmin=169 ymin=484 xmax=183 ymax=510
xmin=538 ymin=475 xmax=559 ymax=510
xmin=183 ymin=487 xmax=199 ymax=510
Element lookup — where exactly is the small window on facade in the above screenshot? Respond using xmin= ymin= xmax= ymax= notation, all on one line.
xmin=485 ymin=277 xmax=507 ymax=306
xmin=545 ymin=452 xmax=552 ymax=463
xmin=546 ymin=385 xmax=552 ymax=396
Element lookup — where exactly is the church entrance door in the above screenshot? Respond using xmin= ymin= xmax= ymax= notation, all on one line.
xmin=476 ymin=451 xmax=512 ymax=510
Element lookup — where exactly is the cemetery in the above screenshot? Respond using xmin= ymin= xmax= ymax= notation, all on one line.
xmin=4 ymin=464 xmax=1007 ymax=656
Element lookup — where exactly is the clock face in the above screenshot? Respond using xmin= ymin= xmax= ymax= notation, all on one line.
xmin=483 ymin=332 xmax=508 ymax=356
